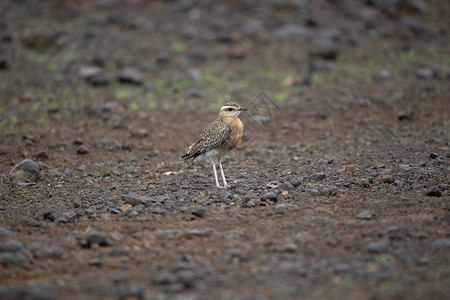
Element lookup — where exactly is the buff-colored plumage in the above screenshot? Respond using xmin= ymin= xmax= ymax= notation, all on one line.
xmin=182 ymin=102 xmax=246 ymax=188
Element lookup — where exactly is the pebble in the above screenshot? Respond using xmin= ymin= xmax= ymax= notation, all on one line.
xmin=152 ymin=272 xmax=176 ymax=285
xmin=118 ymin=67 xmax=143 ymax=85
xmin=152 ymin=207 xmax=166 ymax=215
xmin=429 ymin=153 xmax=439 ymax=159
xmin=0 ymin=240 xmax=24 ymax=252
xmin=372 ymin=70 xmax=391 ymax=82
xmin=123 ymin=193 xmax=147 ymax=206
xmin=380 ymin=175 xmax=395 ymax=184
xmin=309 ymin=172 xmax=326 ymax=180
xmin=291 ymin=177 xmax=301 ymax=187
xmin=176 ymin=269 xmax=197 ymax=287
xmin=359 ymin=177 xmax=371 ymax=188
xmin=246 ymin=200 xmax=256 ymax=208
xmin=79 ymin=231 xmax=111 ymax=248
xmin=76 ymin=145 xmax=89 ymax=155
xmin=0 ymin=241 xmax=28 ymax=266
xmin=227 ymin=249 xmax=250 ymax=262
xmin=34 ymin=150 xmax=48 ymax=160
xmin=430 ymin=238 xmax=450 ymax=249
xmin=326 ymin=234 xmax=341 ymax=246
xmin=398 ymin=108 xmax=414 ymax=120
xmin=43 ymin=208 xmax=55 ymax=222
xmin=399 ymin=17 xmax=428 ymax=38
xmin=89 ymin=258 xmax=102 ymax=266
xmin=309 ymin=35 xmax=338 ymax=60
xmin=367 ymin=239 xmax=390 ymax=253
xmin=415 ymin=68 xmax=435 ymax=79
xmin=307 ymin=188 xmax=321 ymax=196
xmin=0 ymin=226 xmax=16 ymax=237
xmin=274 ymin=24 xmax=309 ymax=39
xmin=92 ymin=138 xmax=122 ymax=150
xmin=191 ymin=205 xmax=205 ymax=217
xmin=0 ymin=282 xmax=52 ymax=300
xmin=425 ymin=185 xmax=441 ymax=197
xmin=260 ymin=192 xmax=278 ymax=202
xmin=9 ymin=159 xmax=41 ymax=183
xmin=357 ymin=210 xmax=373 ymax=220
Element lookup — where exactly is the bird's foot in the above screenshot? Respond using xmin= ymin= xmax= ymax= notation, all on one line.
xmin=216 ymin=184 xmax=229 ymax=189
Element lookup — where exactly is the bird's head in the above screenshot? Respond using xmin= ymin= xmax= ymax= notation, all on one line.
xmin=219 ymin=102 xmax=247 ymax=117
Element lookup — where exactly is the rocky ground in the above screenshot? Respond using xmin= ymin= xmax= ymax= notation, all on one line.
xmin=0 ymin=0 xmax=449 ymax=299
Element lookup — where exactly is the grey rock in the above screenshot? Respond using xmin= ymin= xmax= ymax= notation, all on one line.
xmin=0 ymin=240 xmax=24 ymax=252
xmin=92 ymin=138 xmax=121 ymax=150
xmin=260 ymin=192 xmax=278 ymax=202
xmin=227 ymin=249 xmax=250 ymax=262
xmin=358 ymin=210 xmax=373 ymax=220
xmin=184 ymin=228 xmax=214 ymax=237
xmin=430 ymin=238 xmax=450 ymax=249
xmin=429 ymin=152 xmax=439 ymax=159
xmin=89 ymin=258 xmax=102 ymax=266
xmin=399 ymin=17 xmax=428 ymax=38
xmin=309 ymin=35 xmax=338 ymax=60
xmin=416 ymin=68 xmax=435 ymax=79
xmin=27 ymin=242 xmax=63 ymax=259
xmin=398 ymin=107 xmax=414 ymax=120
xmin=359 ymin=177 xmax=371 ymax=188
xmin=123 ymin=193 xmax=147 ymax=206
xmin=43 ymin=208 xmax=55 ymax=222
xmin=310 ymin=59 xmax=335 ymax=72
xmin=191 ymin=205 xmax=205 ymax=217
xmin=246 ymin=200 xmax=256 ymax=208
xmin=88 ymin=74 xmax=112 ymax=86
xmin=186 ymin=68 xmax=202 ymax=81
xmin=274 ymin=24 xmax=309 ymax=39
xmin=34 ymin=150 xmax=48 ymax=160
xmin=309 ymin=172 xmax=326 ymax=180
xmin=425 ymin=185 xmax=441 ymax=197
xmin=372 ymin=70 xmax=392 ymax=82
xmin=291 ymin=177 xmax=301 ymax=187
xmin=380 ymin=175 xmax=395 ymax=184
xmin=152 ymin=272 xmax=176 ymax=285
xmin=307 ymin=188 xmax=321 ymax=196
xmin=9 ymin=159 xmax=40 ymax=183
xmin=367 ymin=239 xmax=390 ymax=253
xmin=78 ymin=66 xmax=102 ymax=79
xmin=0 ymin=226 xmax=16 ymax=237
xmin=118 ymin=67 xmax=143 ymax=85
xmin=280 ymin=182 xmax=295 ymax=191
xmin=0 ymin=282 xmax=52 ymax=300
xmin=184 ymin=87 xmax=202 ymax=98
xmin=152 ymin=207 xmax=166 ymax=215
xmin=76 ymin=145 xmax=89 ymax=155
xmin=326 ymin=234 xmax=342 ymax=246
xmin=177 ymin=269 xmax=197 ymax=286
xmin=80 ymin=231 xmax=111 ymax=248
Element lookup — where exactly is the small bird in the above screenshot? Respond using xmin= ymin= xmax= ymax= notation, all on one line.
xmin=182 ymin=102 xmax=247 ymax=188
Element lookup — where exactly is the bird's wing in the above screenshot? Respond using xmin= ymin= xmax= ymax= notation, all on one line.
xmin=182 ymin=118 xmax=231 ymax=159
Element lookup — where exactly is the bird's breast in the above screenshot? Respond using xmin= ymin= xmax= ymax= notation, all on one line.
xmin=228 ymin=117 xmax=244 ymax=150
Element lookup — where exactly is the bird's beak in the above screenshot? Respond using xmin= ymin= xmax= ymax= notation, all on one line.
xmin=239 ymin=107 xmax=247 ymax=111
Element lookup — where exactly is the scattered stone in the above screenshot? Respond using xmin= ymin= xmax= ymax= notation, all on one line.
xmin=291 ymin=177 xmax=301 ymax=187
xmin=123 ymin=193 xmax=148 ymax=206
xmin=22 ymin=31 xmax=56 ymax=48
xmin=155 ymin=53 xmax=171 ymax=65
xmin=307 ymin=188 xmax=321 ymax=196
xmin=367 ymin=239 xmax=390 ymax=253
xmin=358 ymin=210 xmax=373 ymax=220
xmin=9 ymin=159 xmax=40 ymax=183
xmin=246 ymin=200 xmax=256 ymax=208
xmin=34 ymin=150 xmax=48 ymax=160
xmin=429 ymin=153 xmax=439 ymax=159
xmin=89 ymin=258 xmax=102 ymax=266
xmin=27 ymin=242 xmax=63 ymax=259
xmin=152 ymin=207 xmax=166 ymax=215
xmin=176 ymin=269 xmax=197 ymax=287
xmin=425 ymin=185 xmax=441 ymax=197
xmin=43 ymin=208 xmax=55 ymax=222
xmin=88 ymin=74 xmax=112 ymax=86
xmin=153 ymin=272 xmax=176 ymax=285
xmin=430 ymin=238 xmax=450 ymax=249
xmin=380 ymin=175 xmax=395 ymax=184
xmin=398 ymin=107 xmax=414 ymax=120
xmin=0 ymin=241 xmax=24 ymax=253
xmin=359 ymin=177 xmax=371 ymax=188
xmin=186 ymin=68 xmax=202 ymax=81
xmin=415 ymin=68 xmax=435 ymax=79
xmin=191 ymin=205 xmax=205 ymax=217
xmin=0 ymin=226 xmax=16 ymax=237
xmin=0 ymin=282 xmax=52 ymax=300
xmin=0 ymin=241 xmax=28 ymax=266
xmin=184 ymin=228 xmax=214 ymax=238
xmin=74 ymin=138 xmax=83 ymax=145
xmin=118 ymin=67 xmax=143 ymax=85
xmin=78 ymin=66 xmax=102 ymax=79
xmin=92 ymin=138 xmax=122 ymax=150
xmin=79 ymin=231 xmax=111 ymax=248
xmin=76 ymin=145 xmax=89 ymax=155
xmin=274 ymin=24 xmax=309 ymax=39
xmin=227 ymin=249 xmax=250 ymax=262
xmin=399 ymin=17 xmax=428 ymax=38
xmin=326 ymin=234 xmax=341 ymax=246
xmin=309 ymin=172 xmax=326 ymax=181
xmin=184 ymin=87 xmax=202 ymax=98
xmin=372 ymin=70 xmax=392 ymax=82
xmin=309 ymin=35 xmax=338 ymax=60
xmin=260 ymin=192 xmax=278 ymax=202
xmin=345 ymin=165 xmax=355 ymax=174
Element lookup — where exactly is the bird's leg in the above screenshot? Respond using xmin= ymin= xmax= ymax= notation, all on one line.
xmin=219 ymin=158 xmax=229 ymax=188
xmin=211 ymin=159 xmax=222 ymax=188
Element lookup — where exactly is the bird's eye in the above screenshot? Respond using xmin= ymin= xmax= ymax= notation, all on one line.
xmin=227 ymin=108 xmax=233 ymax=111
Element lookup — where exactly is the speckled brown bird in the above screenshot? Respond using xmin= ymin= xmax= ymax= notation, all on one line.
xmin=182 ymin=102 xmax=246 ymax=188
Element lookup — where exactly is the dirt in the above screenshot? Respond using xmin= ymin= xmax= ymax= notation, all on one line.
xmin=0 ymin=0 xmax=449 ymax=299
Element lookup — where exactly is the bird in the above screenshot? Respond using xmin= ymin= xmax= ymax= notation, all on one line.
xmin=182 ymin=102 xmax=247 ymax=188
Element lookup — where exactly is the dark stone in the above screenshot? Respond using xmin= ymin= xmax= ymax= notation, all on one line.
xmin=152 ymin=272 xmax=176 ymax=285
xmin=358 ymin=210 xmax=373 ymax=220
xmin=380 ymin=175 xmax=395 ymax=184
xmin=80 ymin=231 xmax=111 ymax=248
xmin=367 ymin=239 xmax=390 ymax=253
xmin=92 ymin=138 xmax=121 ymax=150
xmin=399 ymin=17 xmax=428 ymax=38
xmin=309 ymin=35 xmax=338 ymax=60
xmin=34 ymin=151 xmax=49 ymax=160
xmin=9 ymin=159 xmax=41 ymax=183
xmin=398 ymin=108 xmax=414 ymax=120
xmin=43 ymin=208 xmax=55 ymax=222
xmin=372 ymin=70 xmax=392 ymax=82
xmin=430 ymin=238 xmax=450 ymax=248
xmin=191 ymin=205 xmax=205 ymax=217
xmin=415 ymin=68 xmax=435 ymax=79
xmin=425 ymin=185 xmax=441 ymax=197
xmin=0 ymin=282 xmax=52 ymax=300
xmin=123 ymin=193 xmax=147 ymax=206
xmin=118 ymin=67 xmax=143 ymax=85
xmin=260 ymin=192 xmax=278 ymax=202
xmin=309 ymin=172 xmax=326 ymax=181
xmin=227 ymin=249 xmax=250 ymax=262
xmin=176 ymin=269 xmax=197 ymax=287
xmin=0 ymin=241 xmax=24 ymax=252
xmin=76 ymin=145 xmax=89 ymax=155
xmin=152 ymin=207 xmax=166 ymax=215
xmin=429 ymin=153 xmax=439 ymax=159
